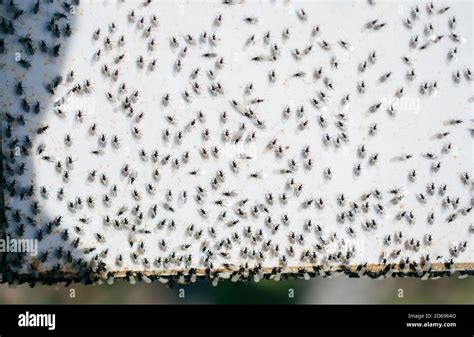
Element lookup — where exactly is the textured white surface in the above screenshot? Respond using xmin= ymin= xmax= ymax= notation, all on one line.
xmin=2 ymin=0 xmax=473 ymax=279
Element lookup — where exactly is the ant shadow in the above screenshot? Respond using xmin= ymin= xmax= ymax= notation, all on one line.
xmin=0 ymin=0 xmax=102 ymax=286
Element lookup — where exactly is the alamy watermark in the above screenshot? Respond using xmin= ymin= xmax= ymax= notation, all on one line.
xmin=0 ymin=235 xmax=38 ymax=256
xmin=18 ymin=311 xmax=56 ymax=331
xmin=381 ymin=96 xmax=420 ymax=115
xmin=62 ymin=96 xmax=96 ymax=114
xmin=222 ymin=143 xmax=257 ymax=160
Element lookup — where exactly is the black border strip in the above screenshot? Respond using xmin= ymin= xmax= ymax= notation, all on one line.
xmin=0 ymin=304 xmax=471 ymax=335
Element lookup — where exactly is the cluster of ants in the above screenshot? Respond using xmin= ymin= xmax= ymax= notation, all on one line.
xmin=1 ymin=0 xmax=472 ymax=286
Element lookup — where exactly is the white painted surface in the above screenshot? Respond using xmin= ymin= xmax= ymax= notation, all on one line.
xmin=2 ymin=0 xmax=473 ymax=278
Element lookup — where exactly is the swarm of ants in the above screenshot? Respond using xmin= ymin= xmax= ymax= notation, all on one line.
xmin=1 ymin=0 xmax=473 ymax=286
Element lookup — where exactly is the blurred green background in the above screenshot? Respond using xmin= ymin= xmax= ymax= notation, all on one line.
xmin=0 ymin=276 xmax=472 ymax=304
